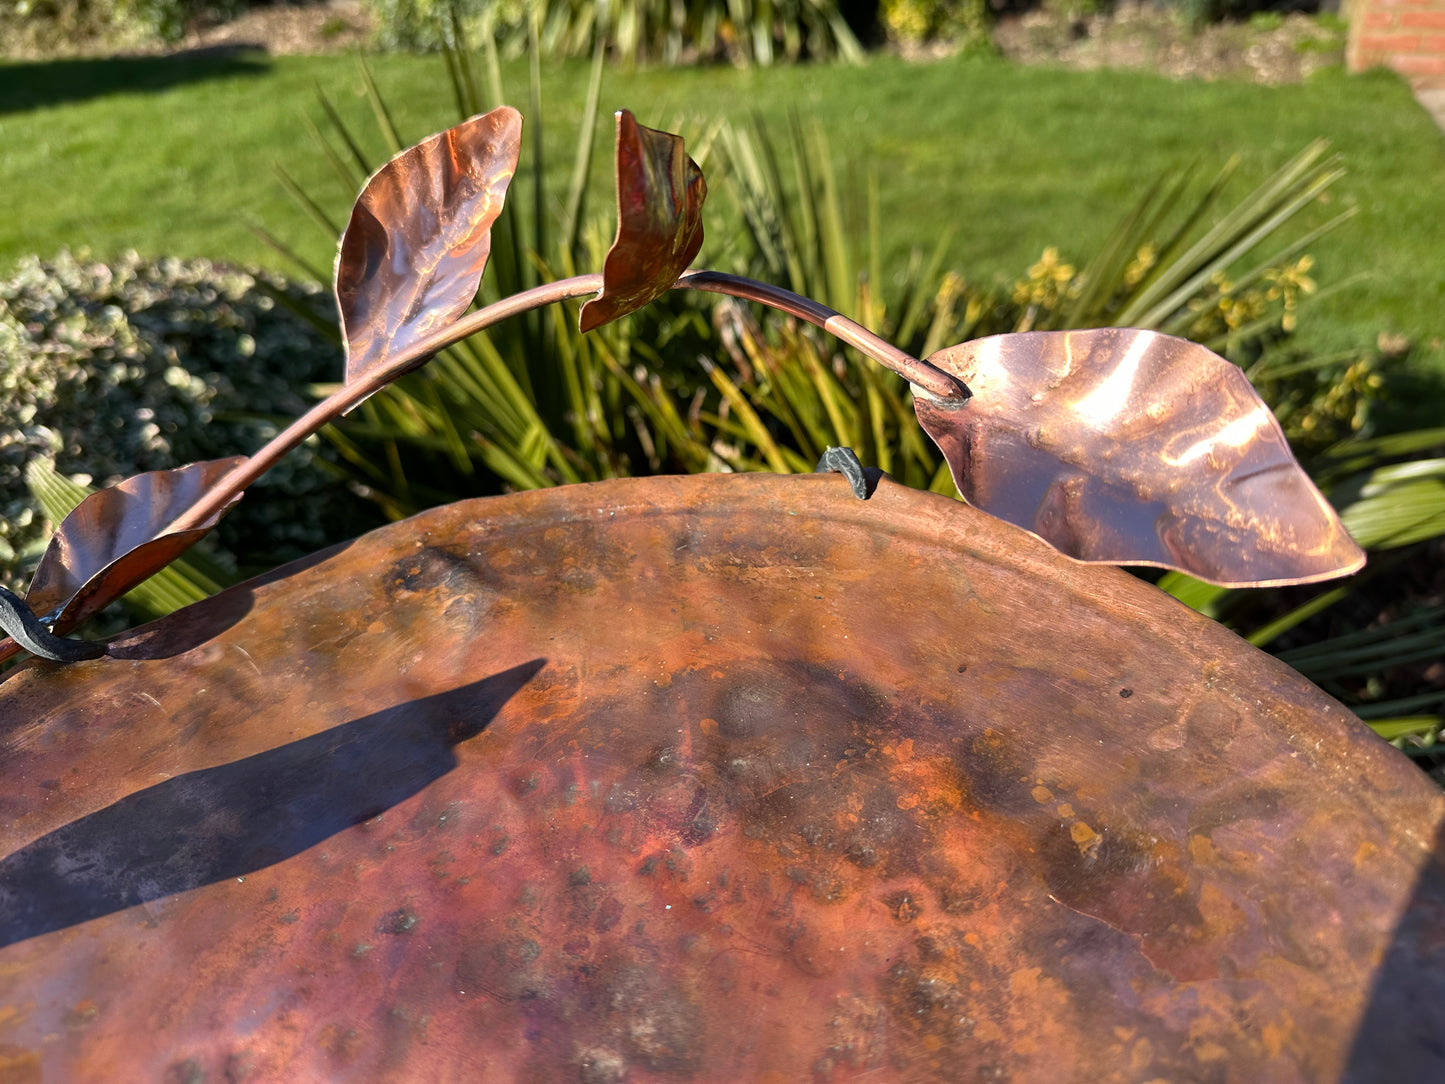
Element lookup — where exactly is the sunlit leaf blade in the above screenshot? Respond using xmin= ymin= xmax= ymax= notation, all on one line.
xmin=579 ymin=110 xmax=706 ymax=334
xmin=335 ymin=105 xmax=522 ymax=385
xmin=914 ymin=329 xmax=1366 ymax=588
xmin=25 ymin=459 xmax=246 ymax=633
xmin=1334 ymin=458 xmax=1445 ymax=550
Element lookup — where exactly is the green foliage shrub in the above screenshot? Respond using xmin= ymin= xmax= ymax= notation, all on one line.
xmin=0 ymin=250 xmax=381 ymax=593
xmin=366 ymin=0 xmax=863 ymax=64
xmin=1157 ymin=0 xmax=1318 ymax=29
xmin=2 ymin=0 xmax=239 ymax=47
xmin=879 ymin=0 xmax=989 ymax=49
xmin=116 ymin=0 xmax=239 ymax=41
xmin=364 ymin=0 xmax=451 ymax=51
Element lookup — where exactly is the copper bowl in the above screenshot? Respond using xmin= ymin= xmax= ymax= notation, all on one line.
xmin=1 ymin=474 xmax=1441 ymax=1081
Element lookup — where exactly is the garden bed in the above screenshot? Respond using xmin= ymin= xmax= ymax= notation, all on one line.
xmin=992 ymin=2 xmax=1346 ymax=85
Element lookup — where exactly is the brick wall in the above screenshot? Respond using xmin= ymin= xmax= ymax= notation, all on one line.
xmin=1348 ymin=0 xmax=1445 ymax=84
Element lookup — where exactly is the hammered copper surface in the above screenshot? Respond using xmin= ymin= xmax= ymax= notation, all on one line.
xmin=579 ymin=110 xmax=706 ymax=333
xmin=23 ymin=457 xmax=246 ymax=632
xmin=916 ymin=328 xmax=1366 ymax=587
xmin=335 ymin=106 xmax=522 ymax=385
xmin=1 ymin=474 xmax=1440 ymax=1083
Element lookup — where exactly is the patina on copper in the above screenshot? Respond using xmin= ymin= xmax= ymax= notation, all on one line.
xmin=915 ymin=328 xmax=1367 ymax=587
xmin=579 ymin=109 xmax=707 ymax=333
xmin=23 ymin=457 xmax=245 ymax=635
xmin=335 ymin=105 xmax=522 ymax=385
xmin=1 ymin=473 xmax=1439 ymax=1082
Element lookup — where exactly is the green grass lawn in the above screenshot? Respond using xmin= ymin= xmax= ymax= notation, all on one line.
xmin=3 ymin=49 xmax=1444 ymax=383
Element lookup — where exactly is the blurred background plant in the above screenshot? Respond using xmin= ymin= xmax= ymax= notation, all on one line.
xmin=1 ymin=0 xmax=241 ymax=50
xmin=354 ymin=0 xmax=865 ymax=64
xmin=0 ymin=0 xmax=1359 ymax=62
xmin=879 ymin=0 xmax=991 ymax=53
xmin=0 ymin=250 xmax=379 ymax=623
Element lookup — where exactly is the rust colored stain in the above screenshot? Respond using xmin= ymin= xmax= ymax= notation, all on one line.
xmin=0 ymin=473 xmax=1441 ymax=1082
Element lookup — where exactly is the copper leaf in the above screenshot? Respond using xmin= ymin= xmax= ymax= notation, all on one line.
xmin=335 ymin=106 xmax=523 ymax=385
xmin=26 ymin=459 xmax=246 ymax=633
xmin=579 ymin=110 xmax=706 ymax=334
xmin=913 ymin=328 xmax=1366 ymax=588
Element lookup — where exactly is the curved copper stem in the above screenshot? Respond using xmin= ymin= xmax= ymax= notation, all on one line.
xmin=161 ymin=275 xmax=605 ymax=535
xmin=677 ymin=270 xmax=968 ymax=402
xmin=162 ymin=270 xmax=966 ymax=536
xmin=2 ymin=269 xmax=964 ymax=664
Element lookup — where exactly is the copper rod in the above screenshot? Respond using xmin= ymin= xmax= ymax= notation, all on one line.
xmin=164 ymin=270 xmax=966 ymax=535
xmin=676 ymin=270 xmax=968 ymax=401
xmin=0 ymin=270 xmax=966 ymax=663
xmin=162 ymin=275 xmax=607 ymax=534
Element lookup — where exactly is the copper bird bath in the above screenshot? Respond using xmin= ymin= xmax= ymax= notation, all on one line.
xmin=1 ymin=474 xmax=1442 ymax=1082
xmin=0 ymin=105 xmax=1436 ymax=1082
